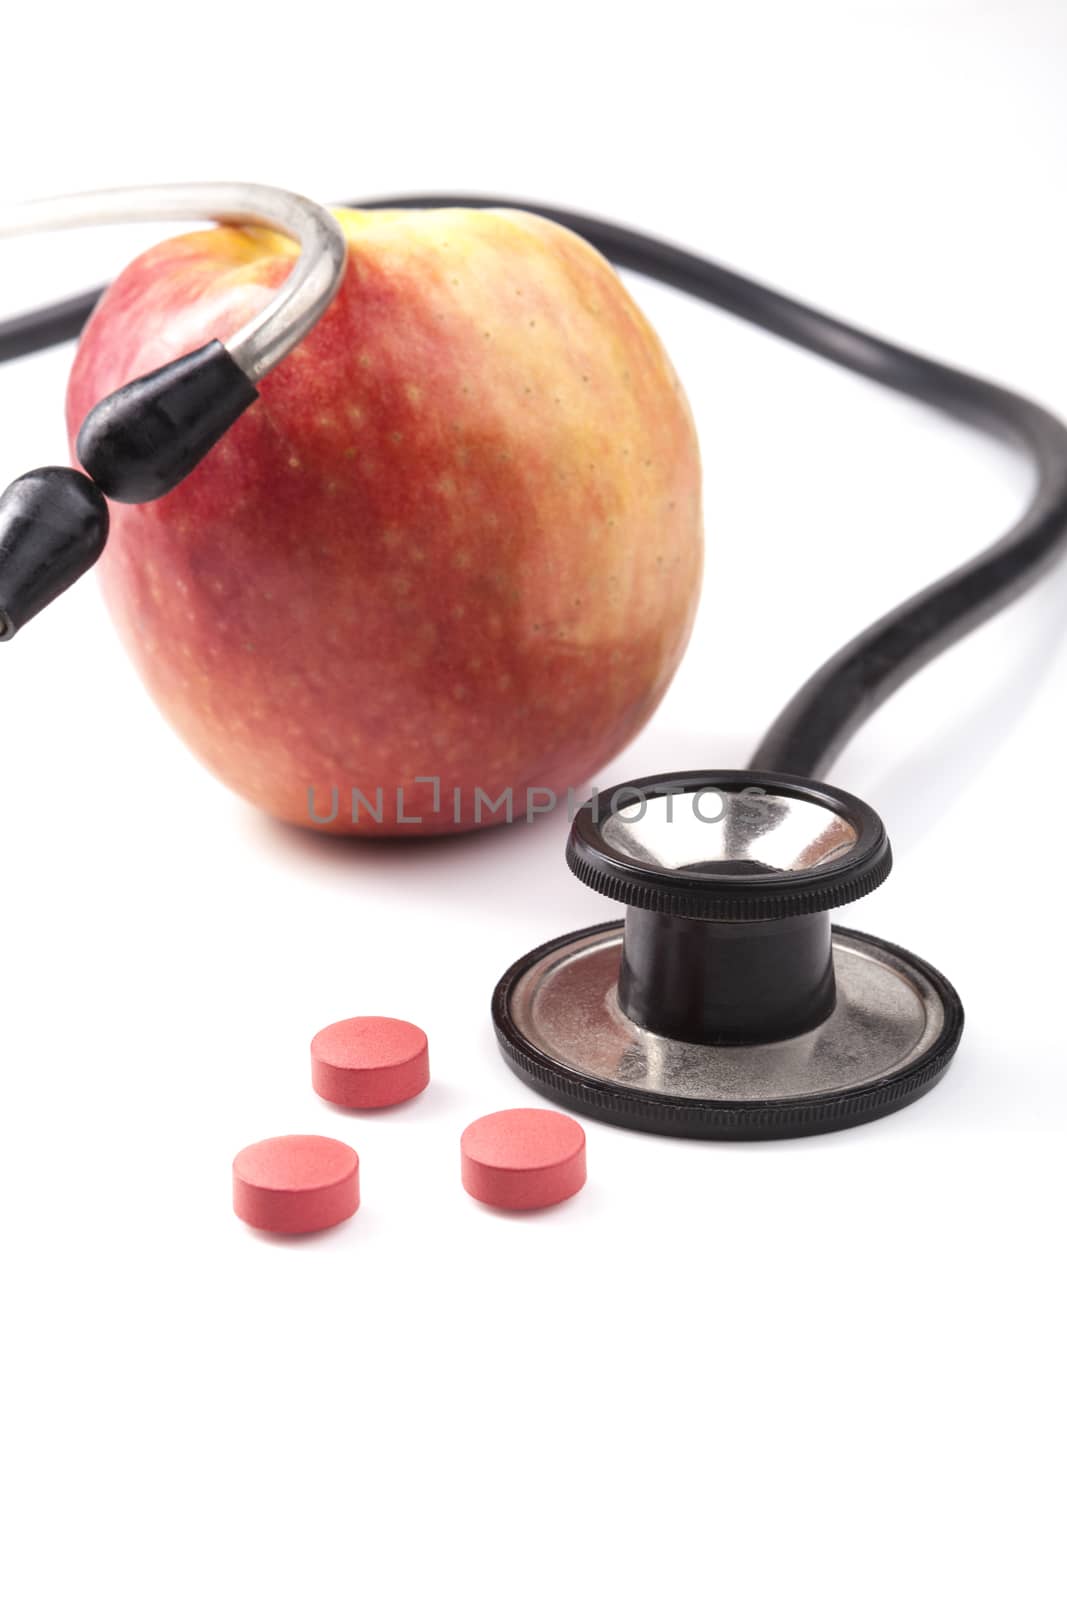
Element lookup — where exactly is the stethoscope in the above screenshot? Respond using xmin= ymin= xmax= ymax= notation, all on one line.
xmin=3 ymin=181 xmax=1066 ymax=1139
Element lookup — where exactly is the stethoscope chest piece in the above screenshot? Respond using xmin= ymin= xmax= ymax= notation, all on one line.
xmin=492 ymin=772 xmax=964 ymax=1139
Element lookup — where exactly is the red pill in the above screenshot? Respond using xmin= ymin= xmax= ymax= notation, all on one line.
xmin=233 ymin=1135 xmax=360 ymax=1235
xmin=460 ymin=1109 xmax=587 ymax=1211
xmin=311 ymin=1016 xmax=430 ymax=1109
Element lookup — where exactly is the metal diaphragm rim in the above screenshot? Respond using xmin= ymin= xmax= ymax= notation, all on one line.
xmin=491 ymin=921 xmax=964 ymax=1140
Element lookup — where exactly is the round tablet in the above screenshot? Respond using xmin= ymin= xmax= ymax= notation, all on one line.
xmin=311 ymin=1016 xmax=430 ymax=1109
xmin=233 ymin=1135 xmax=360 ymax=1234
xmin=460 ymin=1109 xmax=587 ymax=1211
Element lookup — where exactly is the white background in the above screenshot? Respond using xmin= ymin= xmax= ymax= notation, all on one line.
xmin=2 ymin=3 xmax=1065 ymax=1595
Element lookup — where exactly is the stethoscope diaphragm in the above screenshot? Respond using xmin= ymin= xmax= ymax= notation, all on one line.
xmin=492 ymin=772 xmax=964 ymax=1138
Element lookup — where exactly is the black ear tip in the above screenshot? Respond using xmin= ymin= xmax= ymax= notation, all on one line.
xmin=0 ymin=346 xmax=257 ymax=636
xmin=76 ymin=340 xmax=258 ymax=503
xmin=0 ymin=467 xmax=109 ymax=639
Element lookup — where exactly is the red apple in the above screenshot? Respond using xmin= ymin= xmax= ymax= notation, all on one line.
xmin=66 ymin=207 xmax=703 ymax=834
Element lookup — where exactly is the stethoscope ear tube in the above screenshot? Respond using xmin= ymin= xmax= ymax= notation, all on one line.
xmin=0 ymin=183 xmax=346 ymax=635
xmin=0 ymin=183 xmax=348 ymax=383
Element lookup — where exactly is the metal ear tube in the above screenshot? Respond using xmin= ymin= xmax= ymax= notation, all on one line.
xmin=0 ymin=183 xmax=346 ymax=638
xmin=492 ymin=772 xmax=964 ymax=1138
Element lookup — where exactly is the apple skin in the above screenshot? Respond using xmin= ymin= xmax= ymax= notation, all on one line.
xmin=66 ymin=207 xmax=703 ymax=834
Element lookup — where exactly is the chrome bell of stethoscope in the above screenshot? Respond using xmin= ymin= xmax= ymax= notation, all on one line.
xmin=492 ymin=770 xmax=964 ymax=1138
